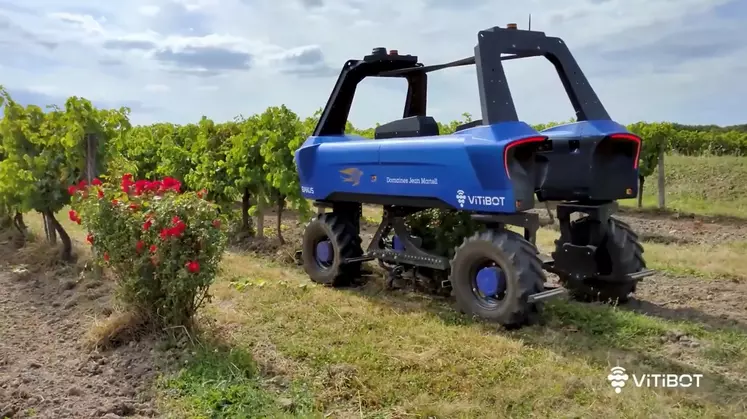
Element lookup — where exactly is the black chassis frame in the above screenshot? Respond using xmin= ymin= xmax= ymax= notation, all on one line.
xmin=313 ymin=199 xmax=653 ymax=307
xmin=314 ymin=198 xmax=654 ymax=299
xmin=315 ymin=200 xmax=634 ymax=275
xmin=313 ymin=200 xmax=542 ymax=272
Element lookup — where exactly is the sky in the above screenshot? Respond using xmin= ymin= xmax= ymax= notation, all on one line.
xmin=0 ymin=0 xmax=745 ymax=128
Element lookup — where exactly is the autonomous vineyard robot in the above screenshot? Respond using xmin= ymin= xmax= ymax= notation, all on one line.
xmin=294 ymin=23 xmax=655 ymax=328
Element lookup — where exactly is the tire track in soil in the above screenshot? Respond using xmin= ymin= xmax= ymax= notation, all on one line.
xmin=0 ymin=269 xmax=159 ymax=419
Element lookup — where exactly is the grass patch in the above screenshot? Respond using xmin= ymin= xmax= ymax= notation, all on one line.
xmin=157 ymin=343 xmax=318 ymax=419
xmin=207 ymin=258 xmax=747 ymax=417
xmin=620 ymin=154 xmax=747 ymax=218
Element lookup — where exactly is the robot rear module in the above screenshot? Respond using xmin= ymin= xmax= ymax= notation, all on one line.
xmin=294 ymin=23 xmax=654 ymax=328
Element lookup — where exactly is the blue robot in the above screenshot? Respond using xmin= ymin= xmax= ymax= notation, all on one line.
xmin=294 ymin=24 xmax=653 ymax=328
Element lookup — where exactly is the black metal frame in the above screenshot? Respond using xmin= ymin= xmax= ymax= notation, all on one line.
xmin=366 ymin=206 xmax=450 ymax=270
xmin=472 ymin=27 xmax=609 ymax=124
xmin=309 ymin=199 xmax=655 ymax=304
xmin=555 ymin=200 xmax=619 ymax=241
xmin=313 ymin=51 xmax=427 ymax=136
xmin=312 ymin=25 xmax=611 ymax=137
xmin=319 ymin=203 xmax=547 ymax=272
xmin=545 ymin=201 xmax=655 ymax=282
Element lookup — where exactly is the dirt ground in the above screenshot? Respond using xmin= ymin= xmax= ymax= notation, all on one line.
xmin=631 ymin=274 xmax=747 ymax=331
xmin=609 ymin=211 xmax=747 ymax=245
xmin=1 ymin=206 xmax=746 ymax=418
xmin=532 ymin=206 xmax=747 ymax=245
xmin=0 ymin=262 xmax=160 ymax=419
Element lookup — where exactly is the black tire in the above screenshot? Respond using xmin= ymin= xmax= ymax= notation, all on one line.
xmin=301 ymin=213 xmax=363 ymax=286
xmin=554 ymin=216 xmax=645 ymax=303
xmin=449 ymin=229 xmax=546 ymax=328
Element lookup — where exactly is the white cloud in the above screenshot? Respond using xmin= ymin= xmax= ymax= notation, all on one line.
xmin=48 ymin=12 xmax=104 ymax=35
xmin=170 ymin=0 xmax=217 ymax=12
xmin=144 ymin=84 xmax=169 ymax=92
xmin=137 ymin=5 xmax=160 ymax=16
xmin=0 ymin=0 xmax=745 ymax=127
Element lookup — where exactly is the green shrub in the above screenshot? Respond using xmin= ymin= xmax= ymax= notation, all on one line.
xmin=405 ymin=209 xmax=484 ymax=257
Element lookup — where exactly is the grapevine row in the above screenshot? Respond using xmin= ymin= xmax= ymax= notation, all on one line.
xmin=1 ymin=88 xmax=745 ymax=260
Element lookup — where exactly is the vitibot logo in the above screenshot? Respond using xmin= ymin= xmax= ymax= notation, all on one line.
xmin=608 ymin=366 xmax=629 ymax=394
xmin=339 ymin=167 xmax=363 ymax=186
xmin=456 ymin=190 xmax=466 ymax=207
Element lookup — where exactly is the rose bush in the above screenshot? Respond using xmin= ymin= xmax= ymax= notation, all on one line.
xmin=70 ymin=174 xmax=227 ymax=327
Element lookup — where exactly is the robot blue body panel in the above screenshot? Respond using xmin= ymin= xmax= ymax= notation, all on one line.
xmin=295 ymin=120 xmax=636 ymax=214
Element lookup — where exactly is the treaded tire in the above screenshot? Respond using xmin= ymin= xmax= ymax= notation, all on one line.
xmin=554 ymin=217 xmax=645 ymax=303
xmin=449 ymin=229 xmax=546 ymax=328
xmin=301 ymin=213 xmax=363 ymax=287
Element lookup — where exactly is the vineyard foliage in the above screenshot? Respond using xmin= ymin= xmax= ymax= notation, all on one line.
xmin=1 ymin=86 xmax=746 ymax=255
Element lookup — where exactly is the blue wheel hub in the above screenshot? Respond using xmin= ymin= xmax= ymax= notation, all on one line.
xmin=392 ymin=235 xmax=404 ymax=251
xmin=476 ymin=267 xmax=506 ymax=297
xmin=315 ymin=240 xmax=333 ymax=263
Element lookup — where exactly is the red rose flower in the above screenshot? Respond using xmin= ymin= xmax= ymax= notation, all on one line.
xmin=134 ymin=179 xmax=151 ymax=196
xmin=68 ymin=210 xmax=81 ymax=224
xmin=185 ymin=260 xmax=200 ymax=273
xmin=149 ymin=180 xmax=162 ymax=194
xmin=121 ymin=173 xmax=134 ymax=193
xmin=159 ymin=216 xmax=187 ymax=239
xmin=162 ymin=177 xmax=181 ymax=193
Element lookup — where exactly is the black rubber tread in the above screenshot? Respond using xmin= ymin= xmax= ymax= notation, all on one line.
xmin=301 ymin=213 xmax=363 ymax=287
xmin=555 ymin=216 xmax=646 ymax=303
xmin=449 ymin=229 xmax=546 ymax=328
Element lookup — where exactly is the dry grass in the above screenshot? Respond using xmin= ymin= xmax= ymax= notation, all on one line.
xmin=0 ymin=226 xmax=89 ymax=287
xmin=0 ymin=230 xmax=57 ymax=269
xmin=85 ymin=310 xmax=152 ymax=350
